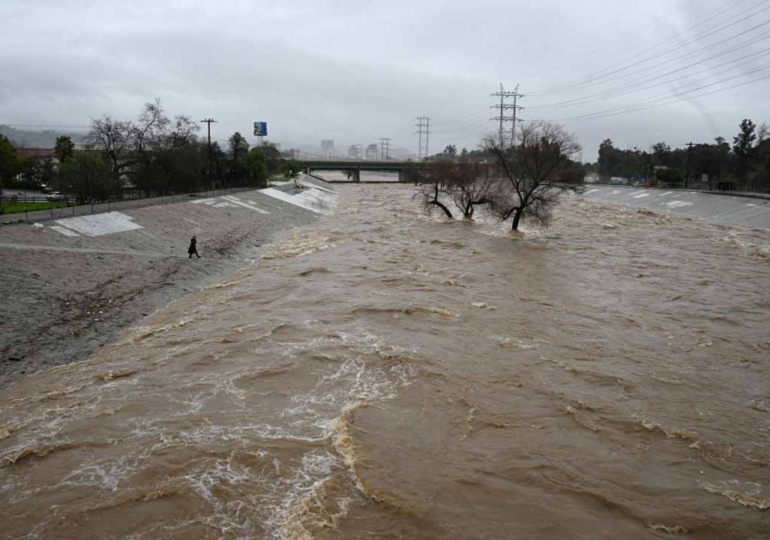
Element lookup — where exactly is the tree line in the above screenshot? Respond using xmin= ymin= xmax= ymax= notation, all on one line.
xmin=591 ymin=119 xmax=770 ymax=192
xmin=0 ymin=100 xmax=301 ymax=205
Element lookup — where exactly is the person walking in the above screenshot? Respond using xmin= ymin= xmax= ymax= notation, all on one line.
xmin=188 ymin=235 xmax=200 ymax=258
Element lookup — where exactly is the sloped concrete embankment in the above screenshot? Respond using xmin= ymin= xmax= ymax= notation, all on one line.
xmin=0 ymin=178 xmax=336 ymax=389
xmin=583 ymin=185 xmax=770 ymax=230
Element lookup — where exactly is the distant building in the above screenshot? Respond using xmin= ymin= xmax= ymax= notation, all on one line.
xmin=281 ymin=148 xmax=301 ymax=159
xmin=16 ymin=148 xmax=55 ymax=159
xmin=365 ymin=143 xmax=378 ymax=160
xmin=348 ymin=144 xmax=362 ymax=159
xmin=321 ymin=139 xmax=335 ymax=158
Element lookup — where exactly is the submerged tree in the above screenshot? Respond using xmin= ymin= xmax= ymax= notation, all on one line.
xmin=486 ymin=121 xmax=582 ymax=231
xmin=430 ymin=160 xmax=496 ymax=218
xmin=418 ymin=164 xmax=454 ymax=219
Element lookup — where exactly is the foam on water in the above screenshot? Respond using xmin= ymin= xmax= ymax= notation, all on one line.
xmin=2 ymin=184 xmax=770 ymax=539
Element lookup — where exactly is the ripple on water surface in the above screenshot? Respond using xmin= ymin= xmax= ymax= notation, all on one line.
xmin=1 ymin=185 xmax=770 ymax=539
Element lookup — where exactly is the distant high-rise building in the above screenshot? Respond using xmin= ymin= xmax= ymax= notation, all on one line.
xmin=365 ymin=143 xmax=379 ymax=160
xmin=321 ymin=139 xmax=335 ymax=158
xmin=282 ymin=148 xmax=301 ymax=159
xmin=348 ymin=144 xmax=362 ymax=159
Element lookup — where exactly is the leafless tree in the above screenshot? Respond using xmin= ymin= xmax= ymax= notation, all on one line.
xmin=133 ymin=98 xmax=170 ymax=153
xmin=418 ymin=164 xmax=454 ymax=219
xmin=86 ymin=115 xmax=134 ymax=181
xmin=417 ymin=160 xmax=496 ymax=219
xmin=166 ymin=115 xmax=199 ymax=149
xmin=442 ymin=160 xmax=497 ymax=218
xmin=87 ymin=100 xmax=201 ymax=197
xmin=486 ymin=121 xmax=582 ymax=231
xmin=134 ymin=100 xmax=198 ymax=152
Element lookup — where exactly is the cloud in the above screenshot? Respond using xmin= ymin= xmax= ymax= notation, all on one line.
xmin=1 ymin=0 xmax=768 ymax=158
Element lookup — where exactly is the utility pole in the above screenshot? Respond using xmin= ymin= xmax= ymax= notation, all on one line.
xmin=379 ymin=137 xmax=391 ymax=160
xmin=415 ymin=116 xmax=431 ymax=159
xmin=200 ymin=118 xmax=218 ymax=188
xmin=685 ymin=142 xmax=694 ymax=189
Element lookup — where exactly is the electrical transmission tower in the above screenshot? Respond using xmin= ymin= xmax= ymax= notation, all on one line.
xmin=507 ymin=85 xmax=524 ymax=150
xmin=200 ymin=118 xmax=218 ymax=185
xmin=415 ymin=116 xmax=431 ymax=159
xmin=490 ymin=84 xmax=524 ymax=149
xmin=379 ymin=138 xmax=391 ymax=160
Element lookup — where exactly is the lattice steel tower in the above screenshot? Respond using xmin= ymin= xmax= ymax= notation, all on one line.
xmin=415 ymin=116 xmax=431 ymax=159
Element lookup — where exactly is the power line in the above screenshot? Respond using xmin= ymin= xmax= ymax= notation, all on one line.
xmin=551 ymin=65 xmax=770 ymax=123
xmin=533 ymin=18 xmax=770 ymax=103
xmin=524 ymin=0 xmax=757 ymax=82
xmin=414 ymin=116 xmax=431 ymax=159
xmin=529 ymin=42 xmax=770 ymax=111
xmin=529 ymin=0 xmax=770 ymax=96
xmin=564 ymin=62 xmax=770 ymax=120
xmin=430 ymin=115 xmax=494 ymax=135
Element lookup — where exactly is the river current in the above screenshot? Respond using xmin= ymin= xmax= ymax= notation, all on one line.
xmin=1 ymin=184 xmax=769 ymax=539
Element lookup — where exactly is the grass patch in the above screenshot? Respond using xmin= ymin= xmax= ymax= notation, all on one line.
xmin=1 ymin=201 xmax=70 ymax=214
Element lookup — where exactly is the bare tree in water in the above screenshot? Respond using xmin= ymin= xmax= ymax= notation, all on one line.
xmin=418 ymin=160 xmax=496 ymax=219
xmin=486 ymin=121 xmax=582 ymax=231
xmin=441 ymin=160 xmax=497 ymax=218
xmin=418 ymin=163 xmax=454 ymax=219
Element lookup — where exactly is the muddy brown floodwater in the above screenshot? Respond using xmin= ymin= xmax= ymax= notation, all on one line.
xmin=1 ymin=185 xmax=769 ymax=539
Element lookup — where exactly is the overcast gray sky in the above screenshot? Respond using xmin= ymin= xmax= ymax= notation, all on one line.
xmin=2 ymin=0 xmax=769 ymax=160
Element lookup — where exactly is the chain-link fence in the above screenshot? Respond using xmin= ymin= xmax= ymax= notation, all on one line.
xmin=0 ymin=186 xmax=260 ymax=225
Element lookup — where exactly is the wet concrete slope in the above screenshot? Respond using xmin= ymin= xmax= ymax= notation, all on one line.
xmin=583 ymin=185 xmax=770 ymax=229
xmin=0 ymin=178 xmax=337 ymax=388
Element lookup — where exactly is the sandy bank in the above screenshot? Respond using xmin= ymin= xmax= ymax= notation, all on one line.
xmin=0 ymin=179 xmax=335 ymax=389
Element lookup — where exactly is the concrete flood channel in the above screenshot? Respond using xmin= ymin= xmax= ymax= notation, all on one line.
xmin=0 ymin=178 xmax=335 ymax=389
xmin=583 ymin=184 xmax=770 ymax=230
xmin=0 ymin=183 xmax=769 ymax=539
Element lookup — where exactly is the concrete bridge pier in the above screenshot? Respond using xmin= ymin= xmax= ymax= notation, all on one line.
xmin=348 ymin=169 xmax=361 ymax=182
xmin=399 ymin=169 xmax=417 ymax=183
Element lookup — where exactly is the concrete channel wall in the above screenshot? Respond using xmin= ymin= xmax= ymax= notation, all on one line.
xmin=582 ymin=185 xmax=770 ymax=230
xmin=0 ymin=177 xmax=336 ymax=388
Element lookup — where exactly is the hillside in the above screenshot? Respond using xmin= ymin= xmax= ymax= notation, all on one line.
xmin=0 ymin=125 xmax=88 ymax=148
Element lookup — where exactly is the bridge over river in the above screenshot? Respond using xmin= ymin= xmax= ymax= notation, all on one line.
xmin=299 ymin=159 xmax=422 ymax=183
